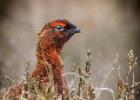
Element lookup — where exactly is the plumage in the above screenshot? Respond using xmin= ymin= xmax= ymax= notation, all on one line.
xmin=32 ymin=19 xmax=80 ymax=99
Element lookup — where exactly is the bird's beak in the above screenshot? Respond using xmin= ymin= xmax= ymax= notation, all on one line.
xmin=75 ymin=27 xmax=80 ymax=33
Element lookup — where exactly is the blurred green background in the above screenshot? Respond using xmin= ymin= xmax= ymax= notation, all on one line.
xmin=0 ymin=0 xmax=140 ymax=99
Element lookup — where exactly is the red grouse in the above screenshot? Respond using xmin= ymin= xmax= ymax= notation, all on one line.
xmin=0 ymin=19 xmax=80 ymax=100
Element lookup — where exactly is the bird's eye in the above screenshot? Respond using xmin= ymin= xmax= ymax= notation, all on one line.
xmin=55 ymin=25 xmax=64 ymax=31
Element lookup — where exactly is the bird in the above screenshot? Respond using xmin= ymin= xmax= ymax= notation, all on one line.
xmin=32 ymin=19 xmax=80 ymax=99
xmin=0 ymin=19 xmax=80 ymax=100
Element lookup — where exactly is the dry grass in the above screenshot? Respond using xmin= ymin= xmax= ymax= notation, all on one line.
xmin=0 ymin=49 xmax=140 ymax=100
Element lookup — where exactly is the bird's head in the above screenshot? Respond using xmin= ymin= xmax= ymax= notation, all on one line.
xmin=39 ymin=19 xmax=80 ymax=49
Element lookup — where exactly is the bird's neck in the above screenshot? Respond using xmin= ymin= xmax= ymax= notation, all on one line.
xmin=36 ymin=41 xmax=63 ymax=68
xmin=32 ymin=36 xmax=65 ymax=93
